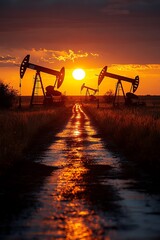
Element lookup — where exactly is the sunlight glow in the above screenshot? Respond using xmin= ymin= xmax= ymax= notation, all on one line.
xmin=72 ymin=68 xmax=86 ymax=80
xmin=1 ymin=64 xmax=160 ymax=96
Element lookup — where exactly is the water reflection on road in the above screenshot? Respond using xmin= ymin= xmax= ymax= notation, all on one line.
xmin=3 ymin=103 xmax=160 ymax=239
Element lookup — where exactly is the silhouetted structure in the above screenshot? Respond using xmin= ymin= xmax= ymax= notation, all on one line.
xmin=98 ymin=66 xmax=139 ymax=106
xmin=19 ymin=55 xmax=65 ymax=107
xmin=81 ymin=83 xmax=98 ymax=101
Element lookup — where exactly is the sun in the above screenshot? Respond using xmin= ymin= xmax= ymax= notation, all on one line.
xmin=72 ymin=68 xmax=86 ymax=80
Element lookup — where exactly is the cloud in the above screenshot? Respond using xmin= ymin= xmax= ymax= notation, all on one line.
xmin=0 ymin=48 xmax=99 ymax=67
xmin=0 ymin=1 xmax=159 ymax=64
xmin=0 ymin=55 xmax=17 ymax=67
xmin=0 ymin=55 xmax=16 ymax=62
xmin=101 ymin=0 xmax=160 ymax=15
xmin=30 ymin=48 xmax=99 ymax=63
xmin=42 ymin=50 xmax=88 ymax=63
xmin=101 ymin=1 xmax=130 ymax=15
xmin=91 ymin=53 xmax=99 ymax=57
xmin=110 ymin=64 xmax=160 ymax=72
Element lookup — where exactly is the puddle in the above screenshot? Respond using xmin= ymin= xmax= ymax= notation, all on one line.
xmin=1 ymin=103 xmax=160 ymax=239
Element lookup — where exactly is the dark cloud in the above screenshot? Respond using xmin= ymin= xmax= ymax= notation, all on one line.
xmin=0 ymin=55 xmax=16 ymax=62
xmin=0 ymin=55 xmax=17 ymax=67
xmin=0 ymin=0 xmax=160 ymax=64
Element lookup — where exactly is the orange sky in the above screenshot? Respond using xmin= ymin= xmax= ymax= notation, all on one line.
xmin=0 ymin=1 xmax=160 ymax=96
xmin=1 ymin=60 xmax=160 ymax=96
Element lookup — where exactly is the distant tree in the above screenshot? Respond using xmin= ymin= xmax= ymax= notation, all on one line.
xmin=104 ymin=89 xmax=114 ymax=103
xmin=0 ymin=81 xmax=17 ymax=109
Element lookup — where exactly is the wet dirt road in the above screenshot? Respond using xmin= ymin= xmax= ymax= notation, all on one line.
xmin=1 ymin=103 xmax=160 ymax=240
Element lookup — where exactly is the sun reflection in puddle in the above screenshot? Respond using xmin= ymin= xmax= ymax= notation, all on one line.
xmin=56 ymin=163 xmax=88 ymax=202
xmin=55 ymin=126 xmax=88 ymax=202
xmin=14 ymin=103 xmax=119 ymax=239
xmin=73 ymin=128 xmax=81 ymax=137
xmin=65 ymin=216 xmax=93 ymax=239
xmin=52 ymin=103 xmax=107 ymax=239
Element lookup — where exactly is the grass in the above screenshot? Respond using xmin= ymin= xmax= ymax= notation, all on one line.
xmin=83 ymin=104 xmax=160 ymax=171
xmin=0 ymin=106 xmax=72 ymax=173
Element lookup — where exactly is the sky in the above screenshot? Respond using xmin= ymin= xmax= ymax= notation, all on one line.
xmin=0 ymin=0 xmax=160 ymax=96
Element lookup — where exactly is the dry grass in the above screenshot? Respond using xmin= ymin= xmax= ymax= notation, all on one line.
xmin=0 ymin=107 xmax=71 ymax=172
xmin=83 ymin=104 xmax=160 ymax=166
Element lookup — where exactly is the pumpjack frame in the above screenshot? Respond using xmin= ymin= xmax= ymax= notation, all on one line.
xmin=98 ymin=66 xmax=139 ymax=106
xmin=19 ymin=55 xmax=65 ymax=107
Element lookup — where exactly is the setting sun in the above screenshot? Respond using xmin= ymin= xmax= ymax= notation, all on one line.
xmin=72 ymin=68 xmax=86 ymax=80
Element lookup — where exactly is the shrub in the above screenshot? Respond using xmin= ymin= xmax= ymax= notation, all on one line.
xmin=104 ymin=89 xmax=114 ymax=103
xmin=0 ymin=81 xmax=17 ymax=109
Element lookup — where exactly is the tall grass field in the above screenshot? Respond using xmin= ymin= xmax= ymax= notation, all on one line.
xmin=84 ymin=104 xmax=160 ymax=170
xmin=0 ymin=107 xmax=71 ymax=173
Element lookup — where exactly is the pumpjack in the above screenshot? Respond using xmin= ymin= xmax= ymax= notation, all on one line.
xmin=20 ymin=55 xmax=65 ymax=107
xmin=98 ymin=66 xmax=139 ymax=106
xmin=81 ymin=83 xmax=98 ymax=101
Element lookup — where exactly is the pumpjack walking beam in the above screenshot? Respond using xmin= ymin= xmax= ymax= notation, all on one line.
xmin=20 ymin=55 xmax=65 ymax=107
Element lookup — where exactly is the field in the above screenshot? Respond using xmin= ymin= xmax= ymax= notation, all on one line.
xmin=83 ymin=101 xmax=160 ymax=177
xmin=0 ymin=105 xmax=72 ymax=174
xmin=1 ymin=94 xmax=160 ymax=176
xmin=1 ymin=97 xmax=160 ymax=239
